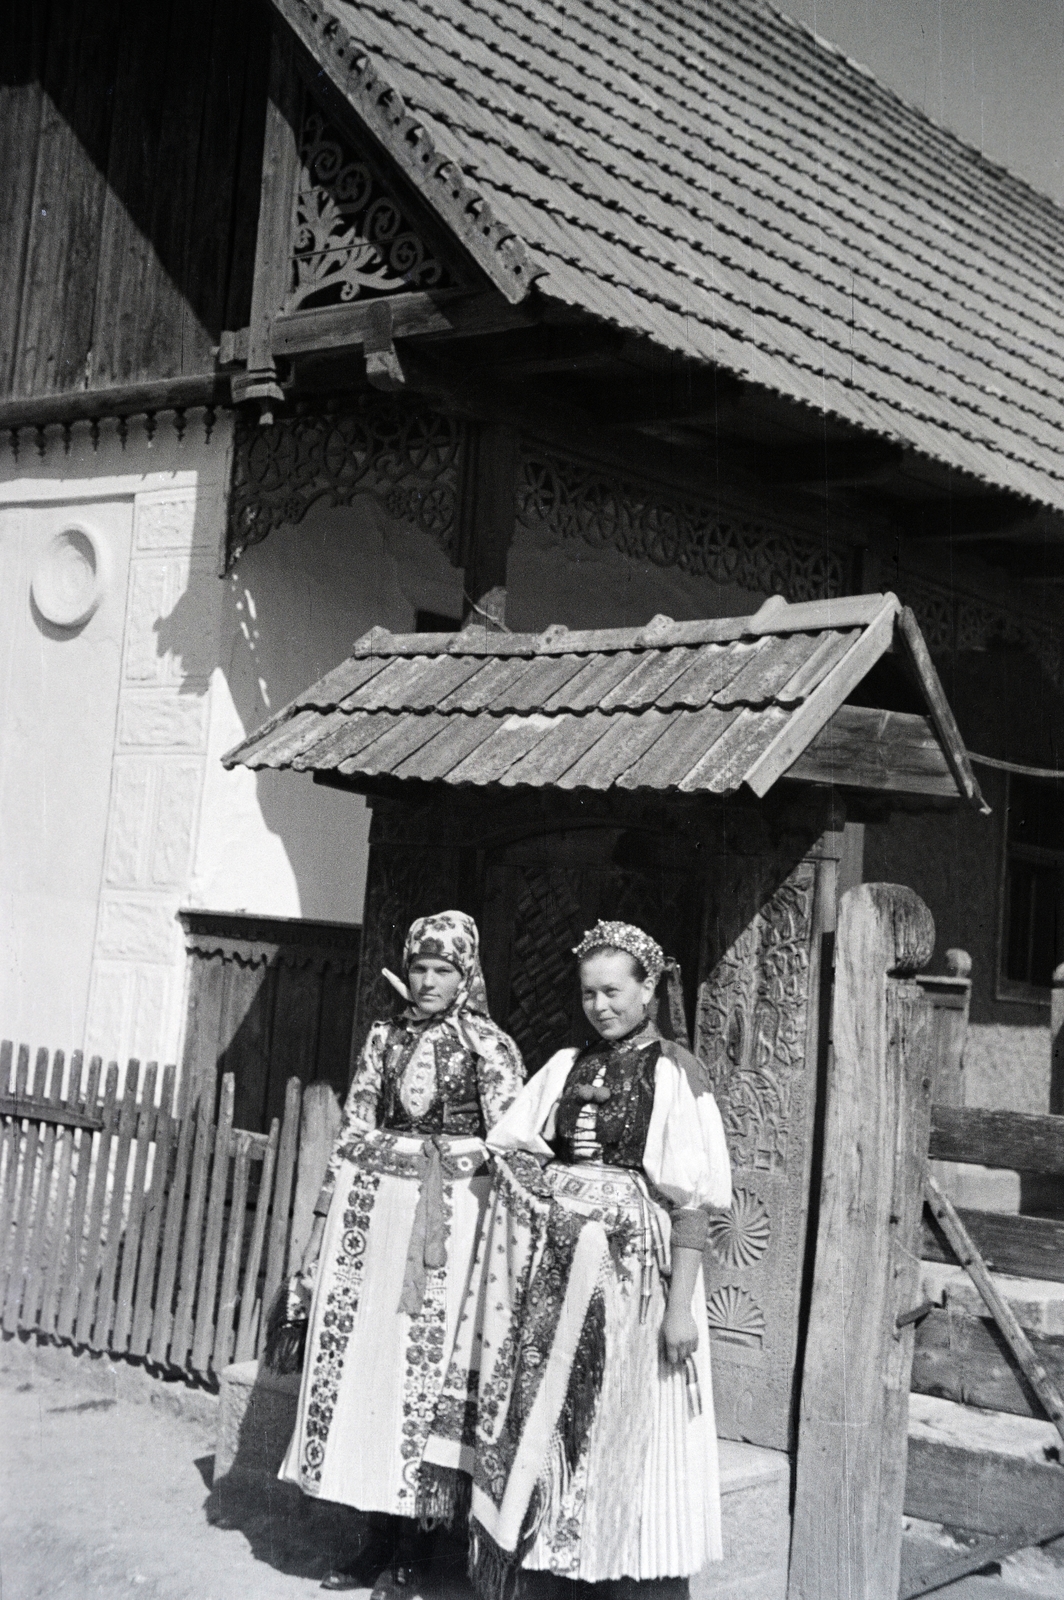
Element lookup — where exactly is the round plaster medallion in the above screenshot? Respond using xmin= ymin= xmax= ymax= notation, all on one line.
xmin=31 ymin=524 xmax=110 ymax=628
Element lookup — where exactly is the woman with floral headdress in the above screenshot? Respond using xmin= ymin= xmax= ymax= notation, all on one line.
xmin=420 ymin=920 xmax=731 ymax=1597
xmin=278 ymin=911 xmax=524 ymax=1598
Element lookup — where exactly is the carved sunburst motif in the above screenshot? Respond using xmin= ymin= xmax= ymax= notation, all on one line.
xmin=705 ymin=1284 xmax=766 ymax=1347
xmin=707 ymin=1187 xmax=770 ymax=1268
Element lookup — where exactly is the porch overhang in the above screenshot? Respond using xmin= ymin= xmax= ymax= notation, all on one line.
xmin=223 ymin=593 xmax=986 ymax=813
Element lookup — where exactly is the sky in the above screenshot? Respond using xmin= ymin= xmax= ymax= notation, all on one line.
xmin=777 ymin=0 xmax=1064 ymax=206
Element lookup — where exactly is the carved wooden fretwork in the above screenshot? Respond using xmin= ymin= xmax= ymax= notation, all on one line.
xmin=226 ymin=394 xmax=462 ymax=568
xmin=696 ymin=854 xmax=824 ymax=1450
xmin=286 ymin=105 xmax=455 ymax=314
xmin=516 ymin=448 xmax=846 ymax=602
xmin=902 ymin=572 xmax=1064 ymax=689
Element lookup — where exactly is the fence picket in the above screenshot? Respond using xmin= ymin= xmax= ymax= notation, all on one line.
xmin=236 ymin=1117 xmax=278 ymax=1364
xmin=91 ymin=1061 xmax=141 ymax=1350
xmin=20 ymin=1051 xmax=65 ymax=1327
xmin=261 ymin=1076 xmax=301 ymax=1328
xmin=39 ymin=1052 xmax=84 ymax=1334
xmin=130 ymin=1064 xmax=175 ymax=1357
xmin=191 ymin=1074 xmax=235 ymax=1375
xmin=0 ymin=1043 xmax=16 ymax=1267
xmin=74 ymin=1062 xmax=120 ymax=1346
xmin=169 ymin=1091 xmax=215 ymax=1369
xmin=213 ymin=1127 xmax=252 ymax=1373
xmin=56 ymin=1057 xmax=102 ymax=1341
xmin=0 ymin=1044 xmax=24 ymax=1310
xmin=148 ymin=1081 xmax=198 ymax=1367
xmin=112 ymin=1062 xmax=158 ymax=1352
xmin=3 ymin=1047 xmax=50 ymax=1329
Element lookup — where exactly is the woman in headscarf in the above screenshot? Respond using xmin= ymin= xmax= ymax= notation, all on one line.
xmin=420 ymin=920 xmax=731 ymax=1598
xmin=279 ymin=911 xmax=524 ymax=1597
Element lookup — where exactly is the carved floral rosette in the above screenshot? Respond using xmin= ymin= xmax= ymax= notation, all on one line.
xmin=694 ymin=858 xmax=819 ymax=1448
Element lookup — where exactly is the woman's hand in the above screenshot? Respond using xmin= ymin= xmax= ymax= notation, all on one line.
xmin=662 ymin=1304 xmax=698 ymax=1367
xmin=663 ymin=1242 xmax=702 ymax=1366
xmin=300 ymin=1214 xmax=327 ymax=1278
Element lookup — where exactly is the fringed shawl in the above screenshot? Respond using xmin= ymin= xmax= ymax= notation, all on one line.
xmin=419 ymin=1153 xmax=611 ymax=1600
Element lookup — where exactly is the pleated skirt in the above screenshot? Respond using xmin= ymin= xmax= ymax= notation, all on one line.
xmin=522 ymin=1170 xmax=722 ymax=1581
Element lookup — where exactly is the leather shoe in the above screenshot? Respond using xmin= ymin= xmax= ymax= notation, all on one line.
xmin=370 ymin=1562 xmax=430 ymax=1600
xmin=321 ymin=1535 xmax=395 ymax=1591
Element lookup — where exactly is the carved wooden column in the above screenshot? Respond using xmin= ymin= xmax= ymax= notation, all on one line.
xmin=788 ymin=883 xmax=936 ymax=1600
xmin=457 ymin=422 xmax=518 ymax=628
xmin=234 ymin=25 xmax=301 ymax=418
xmin=695 ymin=796 xmax=840 ymax=1451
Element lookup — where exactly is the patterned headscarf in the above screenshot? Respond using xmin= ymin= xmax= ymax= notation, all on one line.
xmin=572 ymin=919 xmax=666 ymax=983
xmin=382 ymin=909 xmax=490 ymax=1018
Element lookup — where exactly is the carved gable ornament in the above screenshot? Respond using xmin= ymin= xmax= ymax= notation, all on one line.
xmin=286 ymin=97 xmax=458 ymax=313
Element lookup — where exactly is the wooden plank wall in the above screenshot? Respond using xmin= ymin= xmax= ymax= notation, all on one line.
xmin=178 ymin=912 xmax=361 ymax=1132
xmin=0 ymin=0 xmax=268 ymax=401
xmin=0 ymin=1042 xmax=306 ymax=1381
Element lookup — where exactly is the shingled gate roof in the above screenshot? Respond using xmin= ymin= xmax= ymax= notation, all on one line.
xmin=274 ymin=0 xmax=1064 ymax=517
xmin=224 ymin=593 xmax=985 ymax=809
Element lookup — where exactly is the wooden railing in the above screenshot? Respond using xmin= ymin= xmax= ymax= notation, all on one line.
xmin=913 ymin=1104 xmax=1064 ymax=1422
xmin=0 ymin=1041 xmax=315 ymax=1380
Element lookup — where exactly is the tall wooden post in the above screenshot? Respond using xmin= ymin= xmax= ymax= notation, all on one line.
xmin=788 ymin=883 xmax=936 ymax=1600
xmin=457 ymin=421 xmax=518 ymax=629
xmin=1051 ymin=963 xmax=1064 ymax=1115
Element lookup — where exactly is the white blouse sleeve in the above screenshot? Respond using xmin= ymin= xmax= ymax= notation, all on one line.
xmin=643 ymin=1053 xmax=732 ymax=1213
xmin=486 ymin=1049 xmax=578 ymax=1158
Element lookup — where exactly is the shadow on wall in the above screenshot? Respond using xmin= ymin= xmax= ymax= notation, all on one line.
xmin=154 ymin=496 xmax=465 ymax=928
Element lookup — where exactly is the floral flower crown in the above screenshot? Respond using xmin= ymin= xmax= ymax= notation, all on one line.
xmin=572 ymin=919 xmax=667 ymax=984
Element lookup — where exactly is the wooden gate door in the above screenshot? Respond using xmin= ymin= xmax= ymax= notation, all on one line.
xmin=478 ymin=825 xmax=703 ymax=1074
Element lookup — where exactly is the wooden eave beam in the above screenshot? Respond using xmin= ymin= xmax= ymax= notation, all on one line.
xmin=897 ymin=607 xmax=988 ymax=813
xmin=268 ymin=289 xmax=536 ymax=360
xmin=0 ymin=375 xmax=230 ymax=432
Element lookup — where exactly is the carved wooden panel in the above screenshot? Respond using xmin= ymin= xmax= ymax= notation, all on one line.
xmin=504 ymin=866 xmax=586 ymax=1072
xmin=697 ymin=852 xmax=831 ymax=1451
xmin=227 ymin=393 xmax=462 ymax=566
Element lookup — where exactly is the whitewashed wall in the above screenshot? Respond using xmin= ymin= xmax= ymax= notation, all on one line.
xmin=0 ymin=437 xmax=471 ymax=1071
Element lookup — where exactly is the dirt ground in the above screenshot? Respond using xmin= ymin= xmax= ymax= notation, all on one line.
xmin=4 ymin=1354 xmax=1064 ymax=1600
xmin=0 ymin=1360 xmax=477 ymax=1600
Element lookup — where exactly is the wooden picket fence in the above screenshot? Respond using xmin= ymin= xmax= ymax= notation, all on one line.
xmin=0 ymin=1040 xmax=307 ymax=1381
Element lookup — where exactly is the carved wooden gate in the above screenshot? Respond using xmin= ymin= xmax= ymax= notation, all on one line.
xmin=351 ymin=791 xmax=838 ymax=1453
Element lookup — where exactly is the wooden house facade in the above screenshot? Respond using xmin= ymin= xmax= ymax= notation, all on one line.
xmin=1 ymin=0 xmax=1063 ymax=1153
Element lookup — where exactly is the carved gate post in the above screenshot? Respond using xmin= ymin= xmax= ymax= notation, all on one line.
xmin=788 ymin=884 xmax=936 ymax=1600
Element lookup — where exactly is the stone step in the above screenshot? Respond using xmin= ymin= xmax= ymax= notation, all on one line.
xmin=695 ymin=1440 xmax=790 ymax=1600
xmin=920 ymin=1262 xmax=1064 ymax=1336
xmin=906 ymin=1393 xmax=1064 ymax=1540
xmin=216 ymin=1362 xmax=791 ymax=1599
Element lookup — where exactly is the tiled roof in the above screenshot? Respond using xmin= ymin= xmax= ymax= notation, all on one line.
xmin=279 ymin=0 xmax=1064 ymax=515
xmin=224 ymin=593 xmax=984 ymax=806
